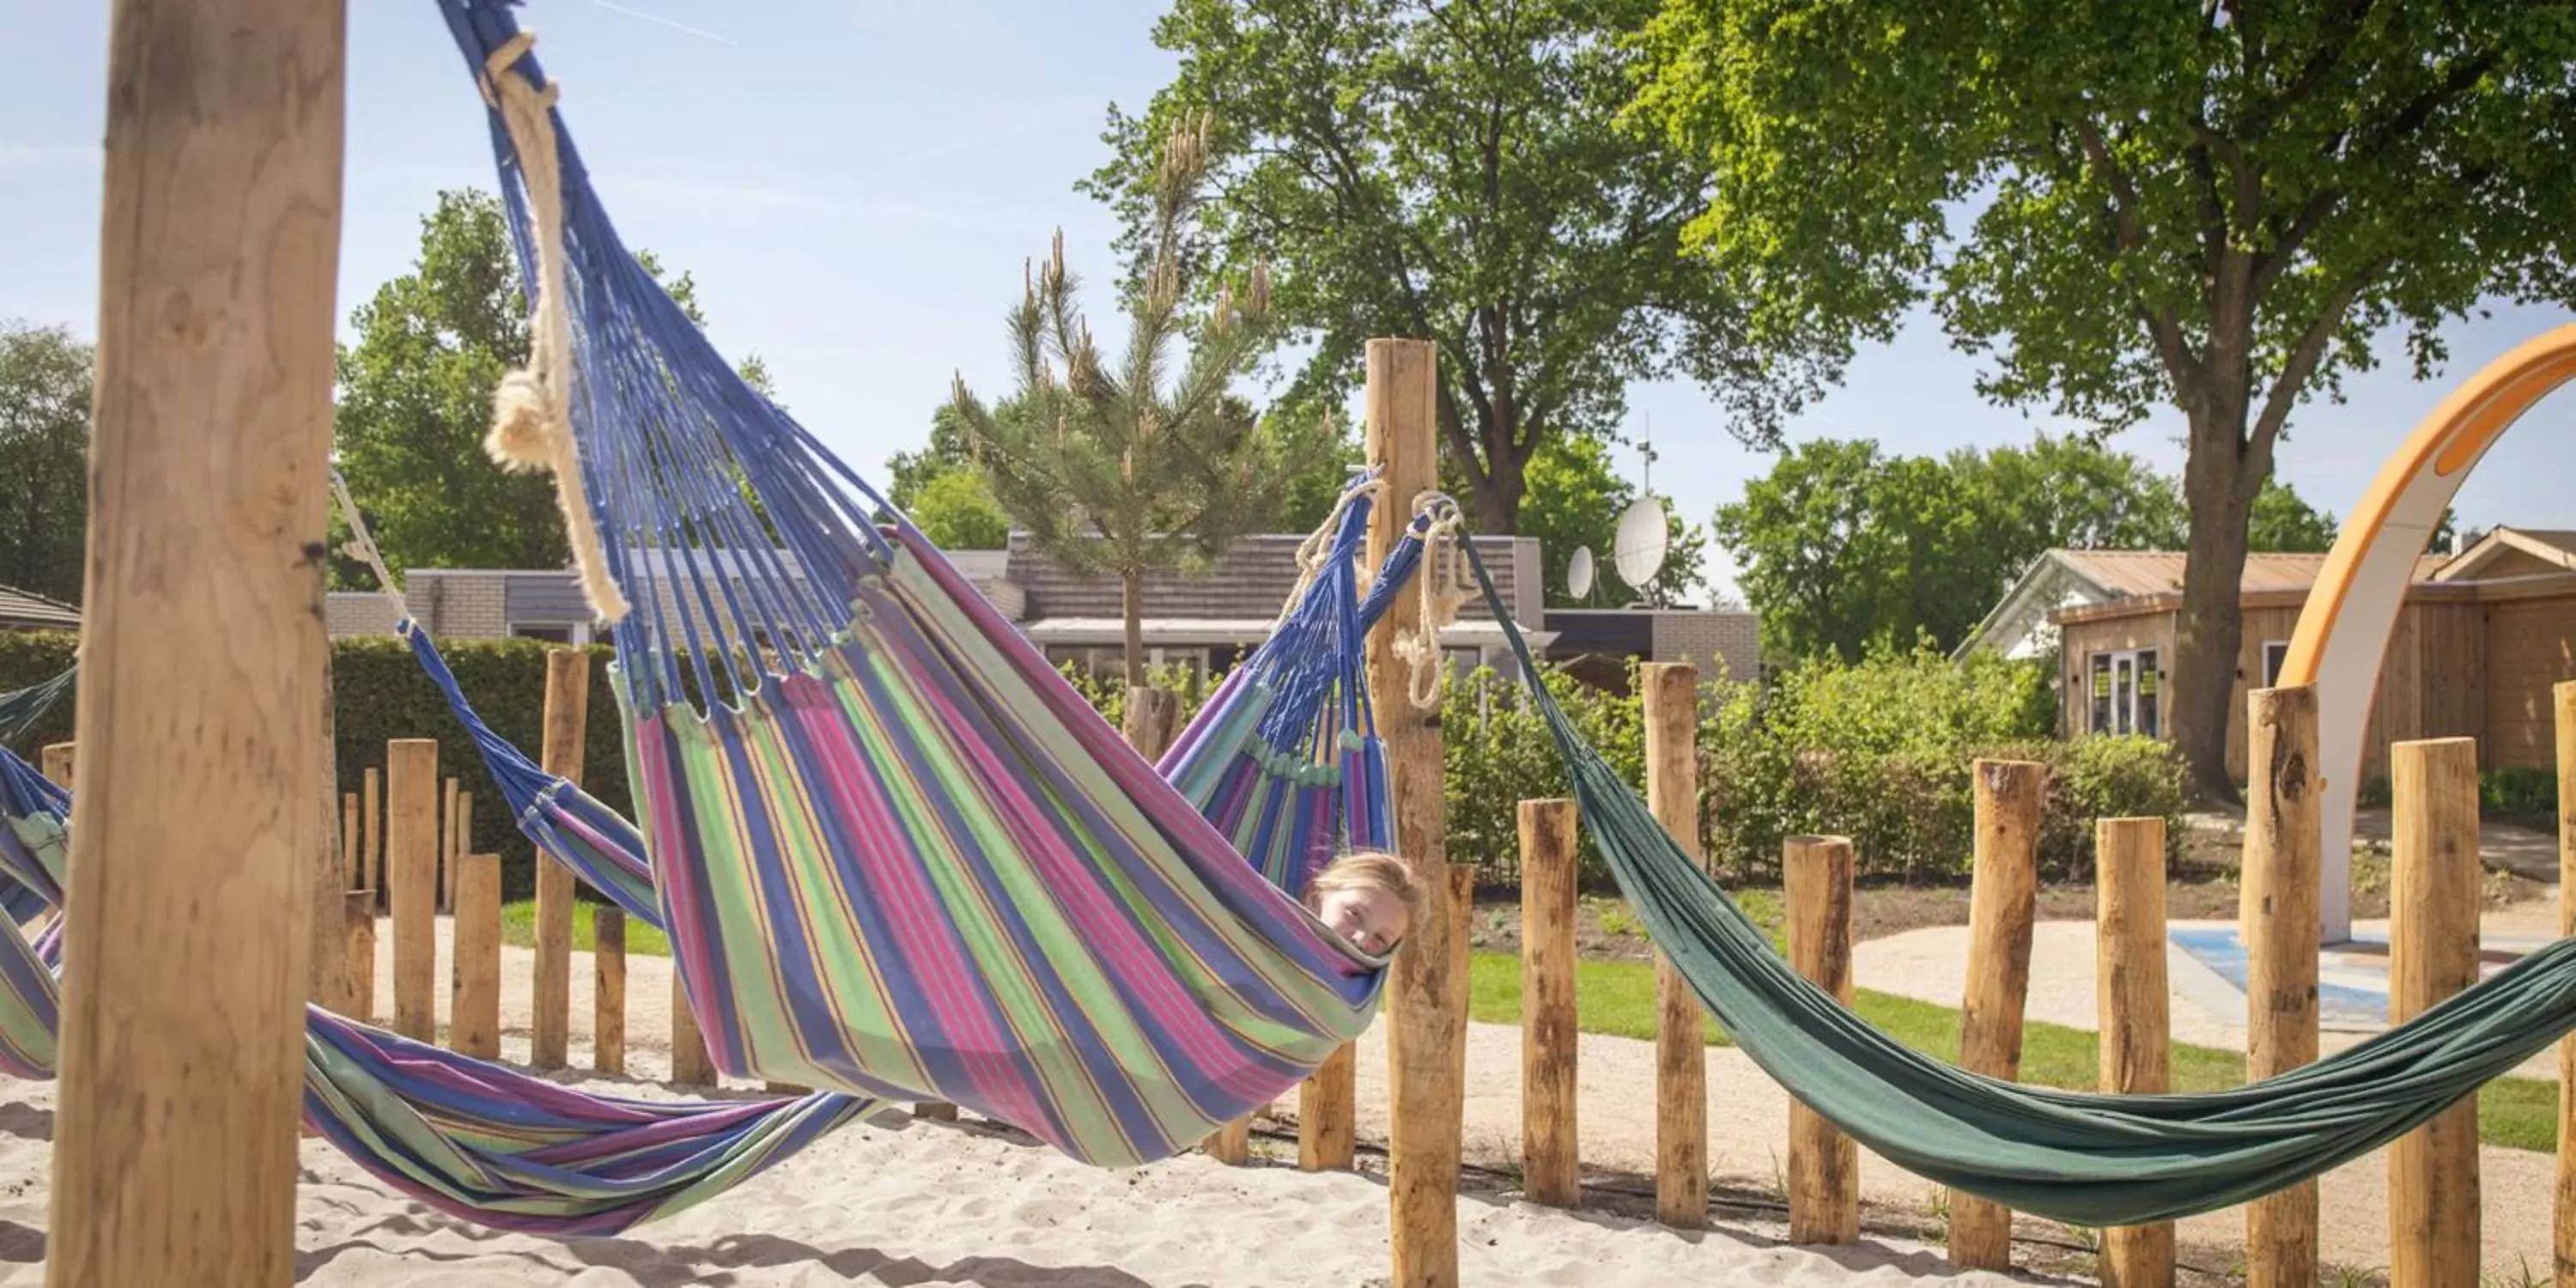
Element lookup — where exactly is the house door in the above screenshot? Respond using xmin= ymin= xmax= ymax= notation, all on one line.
xmin=2088 ymin=649 xmax=2160 ymax=738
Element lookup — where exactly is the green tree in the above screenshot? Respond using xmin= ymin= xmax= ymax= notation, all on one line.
xmin=0 ymin=322 xmax=92 ymax=605
xmin=2246 ymin=478 xmax=2338 ymax=553
xmin=332 ymin=189 xmax=763 ymax=586
xmin=951 ymin=117 xmax=1328 ymax=687
xmin=907 ymin=467 xmax=1012 ymax=550
xmin=1634 ymin=2 xmax=2576 ymax=798
xmin=1084 ymin=0 xmax=1832 ymax=538
xmin=1717 ymin=433 xmax=2197 ymax=659
xmin=1517 ymin=434 xmax=1708 ymax=605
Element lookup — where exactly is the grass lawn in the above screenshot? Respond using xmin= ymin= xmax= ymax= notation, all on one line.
xmin=497 ymin=900 xmax=2556 ymax=1153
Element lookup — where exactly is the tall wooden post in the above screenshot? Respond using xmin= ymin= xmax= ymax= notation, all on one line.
xmin=48 ymin=3 xmax=346 ymax=1279
xmin=451 ymin=854 xmax=501 ymax=1060
xmin=2243 ymin=686 xmax=2320 ymax=1288
xmin=2556 ymin=682 xmax=2573 ymax=1288
xmin=341 ymin=793 xmax=361 ymax=888
xmin=1948 ymin=757 xmax=2043 ymax=1271
xmin=534 ymin=648 xmax=588 ymax=1069
xmin=363 ymin=765 xmax=381 ymax=903
xmin=1364 ymin=337 xmax=1460 ymax=1288
xmin=670 ymin=972 xmax=715 ymax=1085
xmin=309 ymin=647 xmax=348 ymax=1012
xmin=1519 ymin=799 xmax=1579 ymax=1208
xmin=1785 ymin=835 xmax=1858 ymax=1245
xmin=1298 ymin=1042 xmax=1357 ymax=1171
xmin=388 ymin=739 xmax=440 ymax=1042
xmin=440 ymin=776 xmax=460 ymax=911
xmin=595 ymin=906 xmax=627 ymax=1075
xmin=2097 ymin=817 xmax=2173 ymax=1288
xmin=1641 ymin=661 xmax=1708 ymax=1229
xmin=2389 ymin=737 xmax=2480 ymax=1288
xmin=343 ymin=890 xmax=376 ymax=1024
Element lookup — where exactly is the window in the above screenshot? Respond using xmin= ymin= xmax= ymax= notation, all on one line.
xmin=2261 ymin=640 xmax=2290 ymax=688
xmin=2087 ymin=648 xmax=2161 ymax=738
xmin=511 ymin=625 xmax=574 ymax=643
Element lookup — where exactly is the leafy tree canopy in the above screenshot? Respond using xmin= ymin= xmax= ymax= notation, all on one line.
xmin=1084 ymin=0 xmax=1836 ymax=535
xmin=0 ymin=322 xmax=92 ymax=605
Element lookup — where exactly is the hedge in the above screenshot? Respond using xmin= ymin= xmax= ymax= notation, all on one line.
xmin=0 ymin=629 xmax=629 ymax=902
xmin=0 ymin=628 xmax=2189 ymax=899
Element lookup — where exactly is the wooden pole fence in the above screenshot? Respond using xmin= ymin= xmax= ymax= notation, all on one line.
xmin=363 ymin=765 xmax=382 ymax=908
xmin=343 ymin=890 xmax=376 ymax=1026
xmin=533 ymin=648 xmax=589 ymax=1069
xmin=2244 ymin=686 xmax=2321 ymax=1288
xmin=1785 ymin=835 xmax=1857 ymax=1245
xmin=451 ymin=854 xmax=501 ymax=1060
xmin=1519 ymin=799 xmax=1579 ymax=1208
xmin=440 ymin=776 xmax=460 ymax=912
xmin=389 ymin=738 xmax=440 ymax=1042
xmin=2389 ymin=737 xmax=2480 ymax=1288
xmin=46 ymin=1 xmax=347 ymax=1273
xmin=2097 ymin=817 xmax=2173 ymax=1288
xmin=1641 ymin=660 xmax=1708 ymax=1230
xmin=1947 ymin=757 xmax=2043 ymax=1271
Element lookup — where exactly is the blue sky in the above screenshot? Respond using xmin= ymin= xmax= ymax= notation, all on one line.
xmin=5 ymin=1 xmax=2569 ymax=602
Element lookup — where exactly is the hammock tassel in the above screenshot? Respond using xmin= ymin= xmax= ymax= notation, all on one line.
xmin=478 ymin=31 xmax=630 ymax=625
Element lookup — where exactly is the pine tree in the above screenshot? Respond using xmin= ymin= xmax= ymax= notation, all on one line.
xmin=948 ymin=114 xmax=1322 ymax=688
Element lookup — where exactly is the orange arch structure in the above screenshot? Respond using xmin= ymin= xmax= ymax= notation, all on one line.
xmin=2275 ymin=322 xmax=2576 ymax=942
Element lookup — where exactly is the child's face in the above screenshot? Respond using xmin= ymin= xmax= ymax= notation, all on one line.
xmin=1315 ymin=884 xmax=1410 ymax=957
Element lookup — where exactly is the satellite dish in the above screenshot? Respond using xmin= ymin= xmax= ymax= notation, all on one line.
xmin=1612 ymin=495 xmax=1668 ymax=592
xmin=1566 ymin=546 xmax=1595 ymax=601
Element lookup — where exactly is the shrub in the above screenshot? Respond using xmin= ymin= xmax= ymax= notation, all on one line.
xmin=2481 ymin=766 xmax=2557 ymax=817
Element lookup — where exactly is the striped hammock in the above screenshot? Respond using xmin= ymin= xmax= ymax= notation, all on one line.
xmin=0 ymin=479 xmax=1435 ymax=1233
xmin=428 ymin=0 xmax=1475 ymax=1171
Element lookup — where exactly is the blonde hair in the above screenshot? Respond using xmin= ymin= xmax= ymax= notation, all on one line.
xmin=1304 ymin=849 xmax=1424 ymax=922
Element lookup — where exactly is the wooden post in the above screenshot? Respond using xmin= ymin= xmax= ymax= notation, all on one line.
xmin=48 ymin=1 xmax=346 ymax=1276
xmin=1519 ymin=799 xmax=1579 ymax=1207
xmin=2390 ymin=737 xmax=2480 ymax=1288
xmin=1447 ymin=864 xmax=1476 ymax=1016
xmin=341 ymin=793 xmax=361 ymax=888
xmin=388 ymin=738 xmax=439 ymax=1042
xmin=308 ymin=647 xmax=349 ymax=1014
xmin=2097 ymin=817 xmax=2174 ymax=1288
xmin=1785 ymin=835 xmax=1858 ymax=1244
xmin=1364 ymin=338 xmax=1460 ymax=1288
xmin=2243 ymin=686 xmax=2321 ymax=1288
xmin=2556 ymin=682 xmax=2574 ymax=1288
xmin=534 ymin=648 xmax=589 ymax=1069
xmin=39 ymin=743 xmax=74 ymax=788
xmin=1298 ymin=1044 xmax=1356 ymax=1170
xmin=440 ymin=776 xmax=459 ymax=912
xmin=451 ymin=854 xmax=501 ymax=1060
xmin=914 ymin=1100 xmax=960 ymax=1122
xmin=363 ymin=765 xmax=381 ymax=906
xmin=343 ymin=890 xmax=376 ymax=1024
xmin=1948 ymin=757 xmax=2043 ymax=1271
xmin=1640 ymin=661 xmax=1708 ymax=1229
xmin=594 ymin=906 xmax=627 ymax=1075
xmin=671 ymin=973 xmax=715 ymax=1085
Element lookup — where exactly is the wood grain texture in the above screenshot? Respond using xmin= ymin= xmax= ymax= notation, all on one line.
xmin=1947 ymin=757 xmax=2043 ymax=1270
xmin=2389 ymin=738 xmax=2480 ymax=1288
xmin=1364 ymin=337 xmax=1461 ymax=1288
xmin=451 ymin=854 xmax=501 ymax=1060
xmin=670 ymin=972 xmax=715 ymax=1086
xmin=1785 ymin=835 xmax=1858 ymax=1245
xmin=594 ymin=905 xmax=626 ymax=1075
xmin=389 ymin=739 xmax=439 ymax=1042
xmin=2097 ymin=817 xmax=2173 ymax=1288
xmin=48 ymin=3 xmax=347 ymax=1277
xmin=1519 ymin=799 xmax=1579 ymax=1208
xmin=1640 ymin=661 xmax=1708 ymax=1230
xmin=2556 ymin=683 xmax=2573 ymax=1288
xmin=533 ymin=649 xmax=589 ymax=1069
xmin=2242 ymin=686 xmax=2320 ymax=1288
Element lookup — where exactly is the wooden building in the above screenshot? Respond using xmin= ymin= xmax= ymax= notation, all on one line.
xmin=1966 ymin=530 xmax=2576 ymax=782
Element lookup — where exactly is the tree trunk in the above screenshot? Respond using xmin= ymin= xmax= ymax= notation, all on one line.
xmin=2170 ymin=405 xmax=2261 ymax=806
xmin=1467 ymin=426 xmax=1529 ymax=535
xmin=1121 ymin=564 xmax=1146 ymax=690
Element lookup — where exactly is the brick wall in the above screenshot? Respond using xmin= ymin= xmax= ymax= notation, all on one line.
xmin=1651 ymin=610 xmax=1762 ymax=685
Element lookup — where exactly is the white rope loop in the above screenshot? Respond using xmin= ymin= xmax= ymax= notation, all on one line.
xmin=478 ymin=30 xmax=631 ymax=624
xmin=1394 ymin=489 xmax=1467 ymax=710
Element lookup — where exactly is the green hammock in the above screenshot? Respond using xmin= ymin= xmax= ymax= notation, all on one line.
xmin=1459 ymin=541 xmax=2573 ymax=1230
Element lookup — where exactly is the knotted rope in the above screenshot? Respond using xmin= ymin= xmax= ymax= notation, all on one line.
xmin=477 ymin=31 xmax=629 ymax=624
xmin=1394 ymin=491 xmax=1467 ymax=710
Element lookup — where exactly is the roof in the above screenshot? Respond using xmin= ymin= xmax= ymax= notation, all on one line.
xmin=1957 ymin=547 xmax=2449 ymax=659
xmin=0 ymin=585 xmax=80 ymax=630
xmin=2432 ymin=526 xmax=2576 ymax=581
